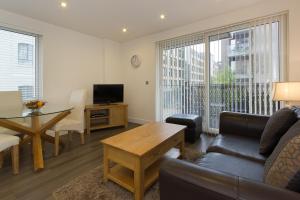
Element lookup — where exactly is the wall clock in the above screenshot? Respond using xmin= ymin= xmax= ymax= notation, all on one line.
xmin=130 ymin=55 xmax=141 ymax=68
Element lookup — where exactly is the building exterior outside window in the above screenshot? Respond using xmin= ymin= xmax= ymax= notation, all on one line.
xmin=18 ymin=43 xmax=33 ymax=64
xmin=0 ymin=28 xmax=39 ymax=101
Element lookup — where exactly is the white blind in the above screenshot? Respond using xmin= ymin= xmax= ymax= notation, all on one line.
xmin=158 ymin=33 xmax=208 ymax=130
xmin=0 ymin=27 xmax=41 ymax=101
xmin=157 ymin=13 xmax=287 ymax=133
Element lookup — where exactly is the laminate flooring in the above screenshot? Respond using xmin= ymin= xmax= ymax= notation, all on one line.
xmin=0 ymin=123 xmax=214 ymax=200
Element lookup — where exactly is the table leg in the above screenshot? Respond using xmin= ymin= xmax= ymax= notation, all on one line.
xmin=134 ymin=160 xmax=144 ymax=200
xmin=124 ymin=108 xmax=128 ymax=128
xmin=31 ymin=116 xmax=44 ymax=171
xmin=0 ymin=152 xmax=3 ymax=168
xmin=86 ymin=110 xmax=91 ymax=135
xmin=103 ymin=145 xmax=108 ymax=182
xmin=11 ymin=145 xmax=19 ymax=175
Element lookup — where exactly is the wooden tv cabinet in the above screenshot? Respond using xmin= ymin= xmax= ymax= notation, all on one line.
xmin=85 ymin=103 xmax=128 ymax=135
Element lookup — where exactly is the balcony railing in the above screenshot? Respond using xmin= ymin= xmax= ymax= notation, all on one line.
xmin=162 ymin=83 xmax=279 ymax=129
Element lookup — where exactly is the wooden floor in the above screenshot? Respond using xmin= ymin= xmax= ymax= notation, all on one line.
xmin=0 ymin=123 xmax=214 ymax=200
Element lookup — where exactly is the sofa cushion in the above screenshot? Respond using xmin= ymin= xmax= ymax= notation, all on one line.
xmin=264 ymin=120 xmax=300 ymax=192
xmin=195 ymin=152 xmax=264 ymax=182
xmin=259 ymin=107 xmax=297 ymax=155
xmin=207 ymin=134 xmax=267 ymax=163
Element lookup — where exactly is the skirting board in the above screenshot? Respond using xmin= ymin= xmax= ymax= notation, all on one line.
xmin=128 ymin=117 xmax=152 ymax=125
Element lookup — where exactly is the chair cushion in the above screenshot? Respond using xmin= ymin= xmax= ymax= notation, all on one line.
xmin=0 ymin=121 xmax=29 ymax=136
xmin=166 ymin=114 xmax=202 ymax=128
xmin=0 ymin=133 xmax=19 ymax=151
xmin=207 ymin=134 xmax=267 ymax=163
xmin=260 ymin=107 xmax=297 ymax=155
xmin=0 ymin=127 xmax=19 ymax=136
xmin=195 ymin=152 xmax=264 ymax=182
xmin=46 ymin=118 xmax=83 ymax=137
xmin=264 ymin=120 xmax=300 ymax=192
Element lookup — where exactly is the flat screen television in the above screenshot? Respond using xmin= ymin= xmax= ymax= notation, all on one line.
xmin=93 ymin=84 xmax=124 ymax=104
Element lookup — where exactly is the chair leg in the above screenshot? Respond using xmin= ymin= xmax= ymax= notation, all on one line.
xmin=54 ymin=132 xmax=60 ymax=156
xmin=0 ymin=151 xmax=3 ymax=168
xmin=11 ymin=145 xmax=19 ymax=175
xmin=42 ymin=139 xmax=45 ymax=153
xmin=80 ymin=132 xmax=85 ymax=145
xmin=68 ymin=131 xmax=73 ymax=142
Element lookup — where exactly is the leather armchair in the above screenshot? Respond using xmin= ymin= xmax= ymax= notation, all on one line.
xmin=159 ymin=158 xmax=300 ymax=200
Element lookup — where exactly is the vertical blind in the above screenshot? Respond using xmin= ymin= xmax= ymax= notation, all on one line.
xmin=157 ymin=33 xmax=208 ymax=130
xmin=0 ymin=27 xmax=41 ymax=101
xmin=157 ymin=13 xmax=287 ymax=133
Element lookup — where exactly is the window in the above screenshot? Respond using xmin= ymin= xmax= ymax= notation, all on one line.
xmin=0 ymin=28 xmax=40 ymax=101
xmin=18 ymin=43 xmax=33 ymax=64
xmin=157 ymin=13 xmax=287 ymax=133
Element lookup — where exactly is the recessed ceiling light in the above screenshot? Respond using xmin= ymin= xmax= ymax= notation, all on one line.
xmin=160 ymin=14 xmax=166 ymax=19
xmin=60 ymin=1 xmax=67 ymax=8
xmin=122 ymin=28 xmax=127 ymax=33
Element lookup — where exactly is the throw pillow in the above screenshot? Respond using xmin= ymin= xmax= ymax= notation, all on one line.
xmin=259 ymin=107 xmax=297 ymax=155
xmin=264 ymin=120 xmax=300 ymax=192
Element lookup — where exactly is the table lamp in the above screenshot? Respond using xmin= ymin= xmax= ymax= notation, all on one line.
xmin=272 ymin=82 xmax=300 ymax=106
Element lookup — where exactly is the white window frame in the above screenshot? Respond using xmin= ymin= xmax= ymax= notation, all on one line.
xmin=0 ymin=26 xmax=42 ymax=100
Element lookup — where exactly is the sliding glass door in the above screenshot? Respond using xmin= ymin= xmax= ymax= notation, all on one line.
xmin=159 ymin=37 xmax=206 ymax=125
xmin=208 ymin=22 xmax=281 ymax=130
xmin=158 ymin=13 xmax=286 ymax=133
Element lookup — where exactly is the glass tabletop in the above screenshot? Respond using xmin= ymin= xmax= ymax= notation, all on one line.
xmin=0 ymin=104 xmax=73 ymax=119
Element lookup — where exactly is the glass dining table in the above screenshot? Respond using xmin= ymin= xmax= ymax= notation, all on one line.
xmin=0 ymin=104 xmax=73 ymax=171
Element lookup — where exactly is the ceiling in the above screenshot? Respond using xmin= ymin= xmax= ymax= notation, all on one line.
xmin=0 ymin=0 xmax=265 ymax=42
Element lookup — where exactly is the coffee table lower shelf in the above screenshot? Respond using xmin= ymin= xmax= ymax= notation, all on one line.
xmin=107 ymin=159 xmax=161 ymax=193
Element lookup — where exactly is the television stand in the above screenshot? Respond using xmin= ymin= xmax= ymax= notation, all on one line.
xmin=95 ymin=103 xmax=119 ymax=106
xmin=85 ymin=103 xmax=128 ymax=135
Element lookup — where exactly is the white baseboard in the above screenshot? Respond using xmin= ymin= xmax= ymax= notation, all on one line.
xmin=128 ymin=117 xmax=152 ymax=125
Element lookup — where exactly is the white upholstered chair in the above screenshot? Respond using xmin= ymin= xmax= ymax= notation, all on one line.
xmin=0 ymin=134 xmax=20 ymax=174
xmin=0 ymin=91 xmax=28 ymax=136
xmin=46 ymin=89 xmax=87 ymax=156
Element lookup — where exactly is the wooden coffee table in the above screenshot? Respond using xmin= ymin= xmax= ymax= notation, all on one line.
xmin=101 ymin=122 xmax=186 ymax=200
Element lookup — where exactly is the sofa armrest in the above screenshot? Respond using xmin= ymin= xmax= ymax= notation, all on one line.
xmin=159 ymin=158 xmax=237 ymax=200
xmin=219 ymin=112 xmax=269 ymax=138
xmin=159 ymin=159 xmax=300 ymax=200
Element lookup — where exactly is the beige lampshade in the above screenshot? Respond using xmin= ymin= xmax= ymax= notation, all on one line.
xmin=272 ymin=82 xmax=300 ymax=101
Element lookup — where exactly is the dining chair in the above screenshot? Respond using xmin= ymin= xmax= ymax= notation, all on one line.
xmin=0 ymin=133 xmax=20 ymax=174
xmin=46 ymin=89 xmax=87 ymax=156
xmin=0 ymin=91 xmax=29 ymax=136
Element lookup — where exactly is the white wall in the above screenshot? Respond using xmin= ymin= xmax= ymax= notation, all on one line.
xmin=0 ymin=9 xmax=121 ymax=105
xmin=121 ymin=0 xmax=300 ymax=123
xmin=122 ymin=39 xmax=156 ymax=124
xmin=102 ymin=39 xmax=123 ymax=84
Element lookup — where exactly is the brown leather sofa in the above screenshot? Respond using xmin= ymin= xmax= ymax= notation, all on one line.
xmin=159 ymin=111 xmax=300 ymax=200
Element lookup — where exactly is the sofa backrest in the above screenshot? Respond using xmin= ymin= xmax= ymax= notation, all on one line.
xmin=219 ymin=112 xmax=269 ymax=139
xmin=291 ymin=106 xmax=300 ymax=119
